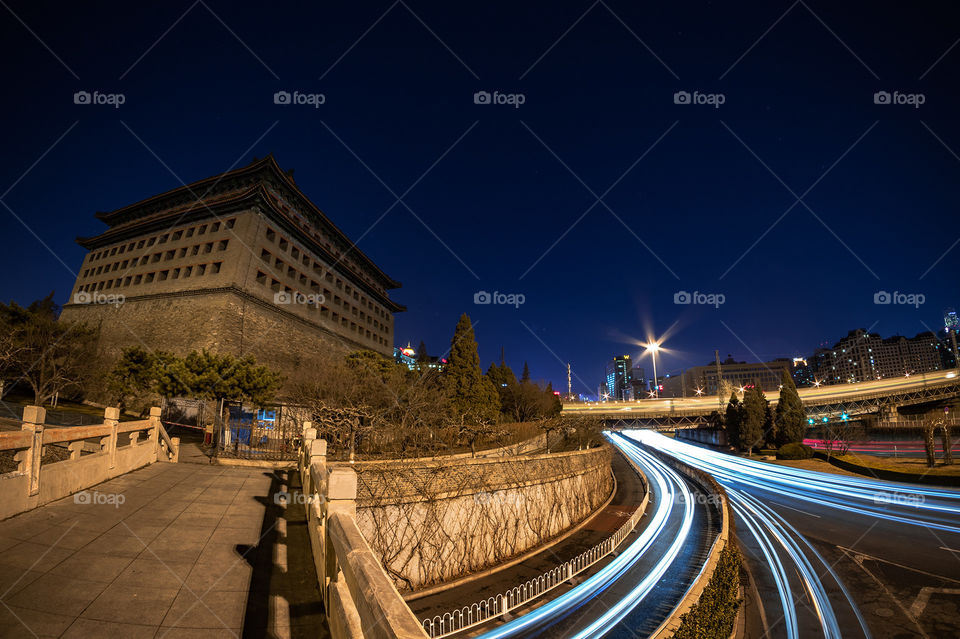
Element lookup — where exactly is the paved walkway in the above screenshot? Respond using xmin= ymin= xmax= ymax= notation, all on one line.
xmin=0 ymin=455 xmax=326 ymax=638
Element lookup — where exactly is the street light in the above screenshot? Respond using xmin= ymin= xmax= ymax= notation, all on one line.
xmin=645 ymin=342 xmax=661 ymax=399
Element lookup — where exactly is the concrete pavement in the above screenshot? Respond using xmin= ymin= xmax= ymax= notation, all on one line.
xmin=0 ymin=454 xmax=325 ymax=638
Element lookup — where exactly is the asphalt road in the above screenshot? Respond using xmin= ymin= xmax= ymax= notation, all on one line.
xmin=629 ymin=431 xmax=960 ymax=639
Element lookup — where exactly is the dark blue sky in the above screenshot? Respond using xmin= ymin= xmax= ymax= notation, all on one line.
xmin=1 ymin=1 xmax=958 ymax=397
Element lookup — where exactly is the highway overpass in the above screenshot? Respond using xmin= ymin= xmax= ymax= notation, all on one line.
xmin=563 ymin=370 xmax=960 ymax=428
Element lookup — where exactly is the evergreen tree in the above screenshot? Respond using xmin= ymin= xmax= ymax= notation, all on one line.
xmin=741 ymin=383 xmax=771 ymax=456
xmin=442 ymin=314 xmax=500 ymax=423
xmin=521 ymin=361 xmax=531 ymax=383
xmin=724 ymin=392 xmax=743 ymax=450
xmin=774 ymin=369 xmax=806 ymax=446
xmin=416 ymin=340 xmax=430 ymax=366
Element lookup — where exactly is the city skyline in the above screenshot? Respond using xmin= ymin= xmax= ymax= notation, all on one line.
xmin=1 ymin=1 xmax=958 ymax=397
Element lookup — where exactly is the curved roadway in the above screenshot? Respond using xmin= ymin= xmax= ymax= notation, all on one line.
xmin=627 ymin=430 xmax=960 ymax=638
xmin=469 ymin=436 xmax=720 ymax=639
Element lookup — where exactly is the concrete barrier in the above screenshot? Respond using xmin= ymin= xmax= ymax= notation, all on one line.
xmin=0 ymin=406 xmax=172 ymax=520
xmin=638 ymin=443 xmax=734 ymax=639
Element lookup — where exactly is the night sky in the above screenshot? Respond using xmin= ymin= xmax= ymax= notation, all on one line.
xmin=1 ymin=1 xmax=958 ymax=398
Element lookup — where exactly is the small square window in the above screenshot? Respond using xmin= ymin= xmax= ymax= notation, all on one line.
xmin=186 ymin=228 xmax=195 ymax=238
xmin=211 ymin=262 xmax=222 ymax=274
xmin=225 ymin=218 xmax=236 ymax=229
xmin=134 ymin=274 xmax=142 ymax=284
xmin=198 ymin=224 xmax=207 ymax=235
xmin=210 ymin=222 xmax=220 ymax=232
xmin=197 ymin=264 xmax=207 ymax=275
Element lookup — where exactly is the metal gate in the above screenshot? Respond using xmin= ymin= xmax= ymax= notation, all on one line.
xmin=215 ymin=401 xmax=302 ymax=460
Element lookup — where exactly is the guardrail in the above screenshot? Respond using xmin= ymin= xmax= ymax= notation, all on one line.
xmin=0 ymin=405 xmax=176 ymax=520
xmin=421 ymin=449 xmax=649 ymax=638
xmin=298 ymin=423 xmax=429 ymax=639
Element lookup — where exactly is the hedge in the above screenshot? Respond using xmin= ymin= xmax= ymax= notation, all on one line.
xmin=672 ymin=543 xmax=743 ymax=639
xmin=776 ymin=442 xmax=814 ymax=460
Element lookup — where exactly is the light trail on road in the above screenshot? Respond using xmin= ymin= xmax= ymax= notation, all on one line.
xmin=475 ymin=435 xmax=699 ymax=639
xmin=621 ymin=430 xmax=960 ymax=638
xmin=624 ymin=430 xmax=960 ymax=533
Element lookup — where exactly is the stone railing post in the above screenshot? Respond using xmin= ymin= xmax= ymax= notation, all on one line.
xmin=149 ymin=407 xmax=161 ymax=459
xmin=325 ymin=467 xmax=357 ymax=596
xmin=104 ymin=407 xmax=120 ymax=470
xmin=20 ymin=405 xmax=46 ymax=496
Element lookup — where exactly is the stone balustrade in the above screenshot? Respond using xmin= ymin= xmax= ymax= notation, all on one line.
xmin=0 ymin=405 xmax=176 ymax=520
xmin=299 ymin=423 xmax=429 ymax=639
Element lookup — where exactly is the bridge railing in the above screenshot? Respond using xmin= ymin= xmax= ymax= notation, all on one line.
xmin=299 ymin=424 xmax=428 ymax=639
xmin=0 ymin=405 xmax=177 ymax=520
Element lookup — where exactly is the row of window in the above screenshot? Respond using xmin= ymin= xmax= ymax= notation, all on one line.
xmin=87 ymin=218 xmax=237 ymax=262
xmin=263 ymin=226 xmax=390 ymax=322
xmin=76 ymin=262 xmax=223 ymax=292
xmin=265 ymin=186 xmax=385 ymax=296
xmin=255 ymin=271 xmax=388 ymax=347
xmin=258 ymin=241 xmax=390 ymax=330
xmin=82 ymin=240 xmax=230 ymax=278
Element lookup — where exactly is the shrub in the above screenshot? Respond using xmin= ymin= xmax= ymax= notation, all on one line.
xmin=672 ymin=543 xmax=743 ymax=639
xmin=776 ymin=442 xmax=814 ymax=460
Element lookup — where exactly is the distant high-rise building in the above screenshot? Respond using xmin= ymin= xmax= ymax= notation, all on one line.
xmin=946 ymin=308 xmax=959 ymax=332
xmin=604 ymin=355 xmax=633 ymax=401
xmin=801 ymin=329 xmax=941 ymax=386
xmin=660 ymin=356 xmax=790 ymax=397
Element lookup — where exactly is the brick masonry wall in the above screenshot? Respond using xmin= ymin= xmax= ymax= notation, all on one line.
xmin=59 ymin=288 xmax=363 ymax=391
xmin=341 ymin=446 xmax=614 ymax=591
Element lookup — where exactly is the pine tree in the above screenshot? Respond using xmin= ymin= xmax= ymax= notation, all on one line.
xmin=774 ymin=369 xmax=806 ymax=447
xmin=442 ymin=314 xmax=500 ymax=423
xmin=724 ymin=392 xmax=743 ymax=450
xmin=521 ymin=362 xmax=531 ymax=383
xmin=416 ymin=340 xmax=429 ymax=365
xmin=741 ymin=383 xmax=771 ymax=456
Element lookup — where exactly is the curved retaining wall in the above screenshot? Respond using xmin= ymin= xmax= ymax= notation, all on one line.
xmin=337 ymin=445 xmax=614 ymax=591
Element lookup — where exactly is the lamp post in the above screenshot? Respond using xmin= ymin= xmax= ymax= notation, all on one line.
xmin=646 ymin=342 xmax=661 ymax=399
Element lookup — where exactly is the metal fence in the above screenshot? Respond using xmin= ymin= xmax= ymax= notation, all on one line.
xmin=421 ymin=499 xmax=646 ymax=637
xmin=214 ymin=401 xmax=305 ymax=461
